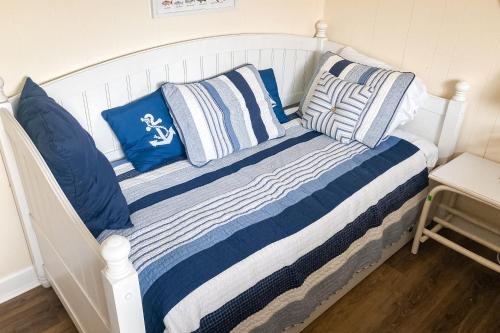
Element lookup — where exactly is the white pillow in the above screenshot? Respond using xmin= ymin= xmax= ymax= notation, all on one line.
xmin=339 ymin=46 xmax=427 ymax=133
xmin=339 ymin=46 xmax=392 ymax=70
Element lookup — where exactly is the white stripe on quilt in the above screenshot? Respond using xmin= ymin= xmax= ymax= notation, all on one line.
xmin=113 ymin=162 xmax=134 ymax=176
xmin=114 ymin=120 xmax=302 ymax=191
xmin=163 ymin=152 xmax=427 ymax=333
xmin=129 ymin=141 xmax=368 ymax=272
xmin=218 ymin=75 xmax=259 ymax=147
xmin=238 ymin=66 xmax=280 ymax=139
xmin=176 ymin=85 xmax=218 ymax=160
xmin=118 ymin=161 xmax=192 ymax=191
xmin=234 ymin=189 xmax=427 ymax=332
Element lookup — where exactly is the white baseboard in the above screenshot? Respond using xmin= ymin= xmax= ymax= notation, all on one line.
xmin=0 ymin=266 xmax=40 ymax=304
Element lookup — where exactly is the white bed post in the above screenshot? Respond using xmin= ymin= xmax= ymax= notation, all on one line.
xmin=314 ymin=20 xmax=328 ymax=58
xmin=0 ymin=77 xmax=50 ymax=288
xmin=437 ymin=81 xmax=471 ymax=163
xmin=101 ymin=235 xmax=145 ymax=333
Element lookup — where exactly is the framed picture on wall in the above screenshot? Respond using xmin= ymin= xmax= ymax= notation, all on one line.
xmin=152 ymin=0 xmax=236 ymax=18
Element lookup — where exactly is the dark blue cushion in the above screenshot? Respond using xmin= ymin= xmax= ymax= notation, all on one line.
xmin=259 ymin=69 xmax=288 ymax=124
xmin=16 ymin=78 xmax=132 ymax=238
xmin=101 ymin=90 xmax=185 ymax=172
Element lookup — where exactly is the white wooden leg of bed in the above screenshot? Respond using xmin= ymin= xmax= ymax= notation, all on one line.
xmin=101 ymin=235 xmax=145 ymax=333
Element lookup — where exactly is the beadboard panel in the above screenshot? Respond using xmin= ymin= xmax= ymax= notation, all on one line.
xmin=324 ymin=0 xmax=500 ymax=162
xmin=8 ymin=35 xmax=323 ymax=162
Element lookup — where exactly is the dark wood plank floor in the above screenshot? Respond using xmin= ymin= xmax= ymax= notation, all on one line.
xmin=1 ymin=231 xmax=498 ymax=333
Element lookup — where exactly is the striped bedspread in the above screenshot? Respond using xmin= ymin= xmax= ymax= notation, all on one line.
xmin=100 ymin=120 xmax=431 ymax=333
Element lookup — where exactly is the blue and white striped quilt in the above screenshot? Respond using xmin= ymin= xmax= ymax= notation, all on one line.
xmin=100 ymin=120 xmax=431 ymax=333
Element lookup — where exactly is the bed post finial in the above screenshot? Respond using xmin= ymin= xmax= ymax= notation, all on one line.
xmin=453 ymin=81 xmax=470 ymax=102
xmin=315 ymin=20 xmax=328 ymax=39
xmin=101 ymin=235 xmax=134 ymax=279
xmin=437 ymin=80 xmax=471 ymax=163
xmin=101 ymin=235 xmax=145 ymax=333
xmin=0 ymin=76 xmax=8 ymax=103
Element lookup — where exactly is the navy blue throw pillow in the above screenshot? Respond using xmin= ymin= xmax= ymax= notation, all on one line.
xmin=101 ymin=90 xmax=185 ymax=172
xmin=259 ymin=69 xmax=288 ymax=124
xmin=16 ymin=78 xmax=132 ymax=238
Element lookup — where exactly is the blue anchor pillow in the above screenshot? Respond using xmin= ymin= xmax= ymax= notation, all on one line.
xmin=102 ymin=89 xmax=186 ymax=172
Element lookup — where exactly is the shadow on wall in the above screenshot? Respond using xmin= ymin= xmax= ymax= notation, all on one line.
xmin=442 ymin=79 xmax=462 ymax=100
xmin=483 ymin=72 xmax=500 ymax=159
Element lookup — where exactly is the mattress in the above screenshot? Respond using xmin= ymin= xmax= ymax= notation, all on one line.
xmin=100 ymin=119 xmax=436 ymax=333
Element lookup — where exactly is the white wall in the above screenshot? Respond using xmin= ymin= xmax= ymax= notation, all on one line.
xmin=0 ymin=0 xmax=324 ymax=285
xmin=323 ymin=0 xmax=500 ymax=162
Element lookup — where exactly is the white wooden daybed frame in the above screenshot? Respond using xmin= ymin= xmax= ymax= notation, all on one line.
xmin=0 ymin=21 xmax=470 ymax=333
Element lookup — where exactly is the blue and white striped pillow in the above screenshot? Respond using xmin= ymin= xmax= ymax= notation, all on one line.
xmin=302 ymin=72 xmax=373 ymax=143
xmin=301 ymin=52 xmax=416 ymax=148
xmin=162 ymin=64 xmax=285 ymax=166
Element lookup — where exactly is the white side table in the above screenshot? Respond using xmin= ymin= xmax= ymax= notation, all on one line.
xmin=411 ymin=153 xmax=500 ymax=273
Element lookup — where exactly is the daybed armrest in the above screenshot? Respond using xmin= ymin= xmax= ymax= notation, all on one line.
xmin=101 ymin=235 xmax=145 ymax=333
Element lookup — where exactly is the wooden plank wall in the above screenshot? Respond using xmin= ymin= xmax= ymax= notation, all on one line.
xmin=324 ymin=0 xmax=500 ymax=162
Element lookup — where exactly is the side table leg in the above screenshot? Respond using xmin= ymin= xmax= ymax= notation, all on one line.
xmin=412 ymin=186 xmax=449 ymax=254
xmin=411 ymin=195 xmax=434 ymax=254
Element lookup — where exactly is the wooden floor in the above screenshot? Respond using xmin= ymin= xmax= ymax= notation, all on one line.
xmin=1 ymin=231 xmax=498 ymax=333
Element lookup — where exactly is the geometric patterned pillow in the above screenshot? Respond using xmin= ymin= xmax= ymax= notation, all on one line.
xmin=301 ymin=52 xmax=416 ymax=148
xmin=301 ymin=72 xmax=373 ymax=143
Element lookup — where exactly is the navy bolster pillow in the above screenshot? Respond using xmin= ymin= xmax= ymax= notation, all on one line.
xmin=16 ymin=78 xmax=132 ymax=238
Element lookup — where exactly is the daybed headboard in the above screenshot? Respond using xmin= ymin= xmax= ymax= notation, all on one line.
xmin=1 ymin=21 xmax=469 ymax=163
xmin=6 ymin=33 xmax=340 ymax=162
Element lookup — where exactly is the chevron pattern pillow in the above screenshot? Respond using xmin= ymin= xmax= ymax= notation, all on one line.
xmin=302 ymin=72 xmax=373 ymax=143
xmin=301 ymin=52 xmax=416 ymax=148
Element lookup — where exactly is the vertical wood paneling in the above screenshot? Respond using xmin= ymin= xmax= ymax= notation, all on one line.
xmin=54 ymin=91 xmax=89 ymax=132
xmin=167 ymin=61 xmax=185 ymax=84
xmin=128 ymin=72 xmax=149 ymax=100
xmin=282 ymin=50 xmax=298 ymax=103
xmin=232 ymin=50 xmax=247 ymax=69
xmin=20 ymin=40 xmax=319 ymax=163
xmin=84 ymin=86 xmax=116 ymax=154
xmin=259 ymin=49 xmax=273 ymax=70
xmin=202 ymin=54 xmax=218 ymax=79
xmin=246 ymin=50 xmax=261 ymax=69
xmin=325 ymin=0 xmax=500 ymax=162
xmin=149 ymin=65 xmax=168 ymax=91
xmin=217 ymin=52 xmax=234 ymax=73
xmin=184 ymin=57 xmax=203 ymax=82
xmin=271 ymin=49 xmax=286 ymax=96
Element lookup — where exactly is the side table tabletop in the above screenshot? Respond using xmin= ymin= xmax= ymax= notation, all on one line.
xmin=411 ymin=153 xmax=500 ymax=273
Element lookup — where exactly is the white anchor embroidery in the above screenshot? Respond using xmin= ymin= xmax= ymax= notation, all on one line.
xmin=140 ymin=114 xmax=176 ymax=147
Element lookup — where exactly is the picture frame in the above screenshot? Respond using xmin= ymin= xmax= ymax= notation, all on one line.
xmin=152 ymin=0 xmax=236 ymax=18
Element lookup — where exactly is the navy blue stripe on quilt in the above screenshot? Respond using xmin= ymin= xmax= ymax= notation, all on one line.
xmin=329 ymin=59 xmax=353 ymax=77
xmin=143 ymin=139 xmax=420 ymax=333
xmin=195 ymin=168 xmax=428 ymax=332
xmin=224 ymin=71 xmax=269 ymax=143
xmin=128 ymin=131 xmax=321 ymax=214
